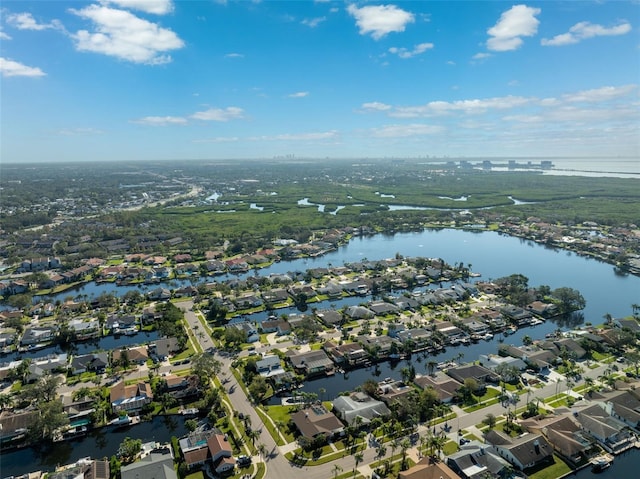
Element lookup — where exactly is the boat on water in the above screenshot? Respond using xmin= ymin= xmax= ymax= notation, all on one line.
xmin=111 ymin=415 xmax=140 ymax=427
xmin=591 ymin=454 xmax=613 ymax=472
xmin=180 ymin=408 xmax=199 ymax=416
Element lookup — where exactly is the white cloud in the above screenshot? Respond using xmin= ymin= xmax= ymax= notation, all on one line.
xmin=384 ymin=95 xmax=532 ymax=118
xmin=6 ymin=12 xmax=61 ymax=31
xmin=371 ymin=123 xmax=443 ymax=137
xmin=0 ymin=30 xmax=11 ymax=40
xmin=224 ymin=52 xmax=244 ymax=58
xmin=250 ymin=131 xmax=339 ymax=141
xmin=486 ymin=4 xmax=541 ymax=51
xmin=347 ymin=4 xmax=414 ymax=40
xmin=562 ymin=84 xmax=637 ymax=103
xmin=69 ymin=5 xmax=184 ymax=64
xmin=389 ymin=42 xmax=433 ymax=59
xmin=288 ymin=91 xmax=309 ymax=98
xmin=132 ymin=116 xmax=187 ymax=126
xmin=472 ymin=52 xmax=492 ymax=60
xmin=361 ymin=101 xmax=392 ymax=111
xmin=191 ymin=107 xmax=244 ymax=121
xmin=0 ymin=57 xmax=46 ymax=77
xmin=541 ymin=21 xmax=632 ymax=46
xmin=103 ymin=0 xmax=174 ymax=15
xmin=302 ymin=17 xmax=326 ymax=28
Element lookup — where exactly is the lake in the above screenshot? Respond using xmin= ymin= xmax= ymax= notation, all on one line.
xmin=2 ymin=228 xmax=639 ymax=476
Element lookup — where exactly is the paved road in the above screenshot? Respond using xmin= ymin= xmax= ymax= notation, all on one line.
xmin=179 ymin=299 xmax=616 ymax=478
xmin=179 ymin=300 xmax=296 ymax=478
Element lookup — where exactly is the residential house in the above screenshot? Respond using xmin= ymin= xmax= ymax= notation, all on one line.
xmin=377 ymin=378 xmax=414 ymax=405
xmin=291 ymin=404 xmax=344 ymax=439
xmin=69 ymin=318 xmax=101 ymax=340
xmin=48 ymin=458 xmax=109 ymax=479
xmin=234 ymin=294 xmax=262 ymax=309
xmin=446 ymin=364 xmax=499 ymax=388
xmin=163 ymin=374 xmax=200 ymax=399
xmin=61 ymin=394 xmax=95 ymax=429
xmin=397 ymin=328 xmax=433 ymax=350
xmin=332 ymin=391 xmax=390 ymax=426
xmin=526 ymin=301 xmax=558 ymax=317
xmin=0 ymin=410 xmax=37 ymax=445
xmin=572 ymin=403 xmax=635 ymax=453
xmin=261 ymin=288 xmax=290 ymax=304
xmin=256 ymin=355 xmax=284 ymax=377
xmin=614 ymin=318 xmax=640 ymax=333
xmin=594 ymin=388 xmax=640 ymax=430
xmin=121 ymin=450 xmax=176 ymax=479
xmin=460 ymin=317 xmax=490 ymax=336
xmin=478 ymin=354 xmax=527 ymax=372
xmin=539 ymin=338 xmax=587 ymax=360
xmin=344 ymin=305 xmax=374 ymax=320
xmin=520 ymin=413 xmax=594 ymax=465
xmin=20 ymin=325 xmax=56 ymax=346
xmin=260 ymin=319 xmax=291 ymax=336
xmin=500 ymin=306 xmax=533 ymax=326
xmin=152 ymin=337 xmax=180 ymax=358
xmin=110 ymin=380 xmax=153 ymax=413
xmin=446 ymin=441 xmax=511 ymax=479
xmin=399 ymin=456 xmax=462 ymax=479
xmin=148 ymin=287 xmax=172 ymax=301
xmin=70 ymin=352 xmax=109 ymax=375
xmin=106 ymin=314 xmax=137 ymax=332
xmin=206 ymin=434 xmax=235 ymax=474
xmin=316 ymin=282 xmax=343 ymax=300
xmin=112 ymin=346 xmax=149 ymax=365
xmin=324 ymin=341 xmax=369 ymax=367
xmin=27 ymin=353 xmax=68 ymax=382
xmin=436 ymin=322 xmax=466 ymax=343
xmin=287 ymin=349 xmax=334 ymax=376
xmin=484 ymin=430 xmax=553 ymax=470
xmin=233 ymin=322 xmax=260 ymax=343
xmin=414 ymin=373 xmax=462 ymax=404
xmin=180 ymin=430 xmax=214 ymax=470
xmin=0 ymin=331 xmax=15 ymax=349
xmin=369 ymin=301 xmax=400 ymax=316
xmin=359 ymin=335 xmax=398 ymax=360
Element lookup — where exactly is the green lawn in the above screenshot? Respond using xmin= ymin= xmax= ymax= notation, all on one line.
xmin=527 ymin=455 xmax=572 ymax=479
xmin=261 ymin=405 xmax=296 ymax=442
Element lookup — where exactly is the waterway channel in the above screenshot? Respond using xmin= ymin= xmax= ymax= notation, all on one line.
xmin=0 ymin=415 xmax=188 ymax=478
xmin=2 ymin=228 xmax=639 ymax=476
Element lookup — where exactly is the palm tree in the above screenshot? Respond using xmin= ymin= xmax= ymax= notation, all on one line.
xmin=399 ymin=438 xmax=411 ymax=470
xmin=427 ymin=360 xmax=438 ymax=376
xmin=0 ymin=394 xmax=13 ymax=410
xmin=257 ymin=442 xmax=267 ymax=459
xmin=376 ymin=443 xmax=387 ymax=462
xmin=353 ymin=451 xmax=364 ymax=478
xmin=246 ymin=428 xmax=259 ymax=446
xmin=433 ymin=433 xmax=447 ymax=459
xmin=73 ymin=386 xmax=92 ymax=401
xmin=332 ymin=464 xmax=343 ymax=479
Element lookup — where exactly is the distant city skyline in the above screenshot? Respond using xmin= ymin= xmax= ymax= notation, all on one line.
xmin=1 ymin=1 xmax=638 ymax=163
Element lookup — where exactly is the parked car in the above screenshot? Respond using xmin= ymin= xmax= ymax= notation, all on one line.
xmin=237 ymin=455 xmax=252 ymax=466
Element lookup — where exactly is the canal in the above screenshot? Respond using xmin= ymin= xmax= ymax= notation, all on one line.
xmin=2 ymin=228 xmax=639 ymax=476
xmin=0 ymin=415 xmax=189 ymax=478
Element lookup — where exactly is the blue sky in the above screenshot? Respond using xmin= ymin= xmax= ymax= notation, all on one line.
xmin=1 ymin=1 xmax=638 ymax=163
